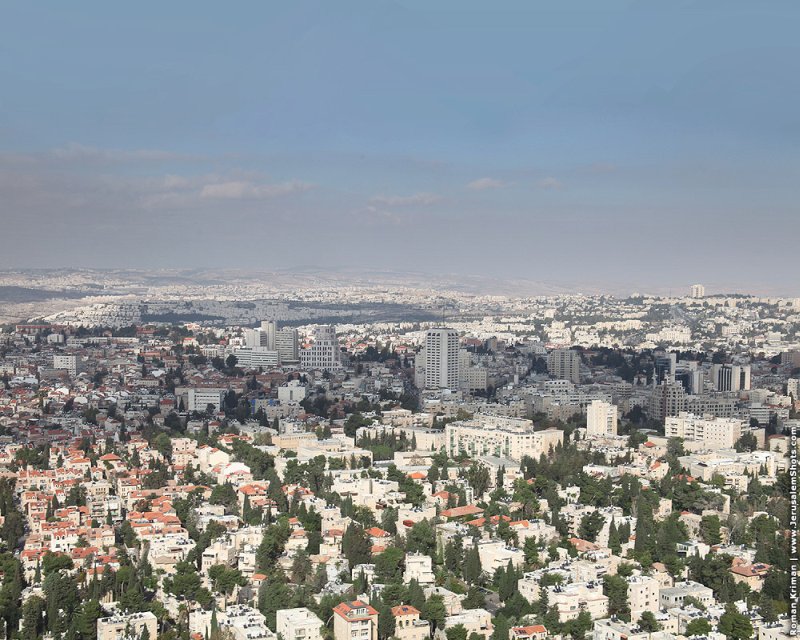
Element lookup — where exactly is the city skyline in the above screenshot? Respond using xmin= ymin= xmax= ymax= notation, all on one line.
xmin=1 ymin=1 xmax=798 ymax=292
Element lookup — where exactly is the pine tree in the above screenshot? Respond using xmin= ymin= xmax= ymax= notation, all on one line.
xmin=608 ymin=519 xmax=621 ymax=555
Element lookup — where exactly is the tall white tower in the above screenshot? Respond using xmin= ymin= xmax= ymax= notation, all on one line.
xmin=424 ymin=328 xmax=459 ymax=390
xmin=690 ymin=284 xmax=705 ymax=298
xmin=260 ymin=320 xmax=277 ymax=350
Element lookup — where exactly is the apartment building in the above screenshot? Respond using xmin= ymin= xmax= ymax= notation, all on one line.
xmin=586 ymin=400 xmax=618 ymax=437
xmin=276 ymin=608 xmax=324 ymax=640
xmin=97 ymin=612 xmax=158 ymax=640
xmin=664 ymin=413 xmax=744 ymax=449
xmin=391 ymin=606 xmax=430 ymax=640
xmin=627 ymin=575 xmax=660 ymax=621
xmin=424 ymin=328 xmax=460 ymax=390
xmin=445 ymin=414 xmax=563 ymax=462
xmin=547 ymin=582 xmax=609 ymax=622
xmin=333 ymin=601 xmax=378 ymax=640
xmin=547 ymin=349 xmax=581 ymax=384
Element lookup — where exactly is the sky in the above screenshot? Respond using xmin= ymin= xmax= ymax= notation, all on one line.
xmin=0 ymin=1 xmax=798 ymax=295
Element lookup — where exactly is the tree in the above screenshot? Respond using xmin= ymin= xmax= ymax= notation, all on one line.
xmin=578 ymin=511 xmax=605 ymax=543
xmin=21 ymin=595 xmax=45 ymax=640
xmin=407 ymin=519 xmax=436 ymax=558
xmin=685 ymin=618 xmax=712 ymax=636
xmin=718 ymin=604 xmax=753 ymax=640
xmin=342 ymin=523 xmax=372 ymax=567
xmin=258 ymin=569 xmax=292 ymax=631
xmin=462 ymin=586 xmax=485 ymax=609
xmin=734 ymin=432 xmax=758 ymax=453
xmin=210 ymin=483 xmax=239 ymax=514
xmin=420 ymin=594 xmax=446 ymax=632
xmin=374 ymin=547 xmax=405 ymax=584
xmin=462 ymin=545 xmax=482 ymax=584
xmin=699 ymin=515 xmax=722 ymax=545
xmin=637 ymin=611 xmax=660 ymax=632
xmin=466 ymin=463 xmax=491 ymax=497
xmin=256 ymin=520 xmax=291 ymax=571
xmin=602 ymin=574 xmax=630 ymax=621
xmin=633 ymin=494 xmax=655 ymax=561
xmin=41 ymin=551 xmax=74 ymax=575
xmin=446 ymin=624 xmax=468 ymax=640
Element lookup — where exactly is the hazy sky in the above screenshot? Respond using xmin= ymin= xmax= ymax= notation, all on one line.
xmin=1 ymin=1 xmax=798 ymax=294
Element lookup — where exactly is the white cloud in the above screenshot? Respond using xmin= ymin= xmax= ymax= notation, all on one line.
xmin=466 ymin=177 xmax=507 ymax=190
xmin=200 ymin=180 xmax=312 ymax=200
xmin=538 ymin=176 xmax=564 ymax=190
xmin=369 ymin=192 xmax=440 ymax=206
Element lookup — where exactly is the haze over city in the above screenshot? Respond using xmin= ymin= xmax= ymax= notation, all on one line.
xmin=1 ymin=1 xmax=798 ymax=294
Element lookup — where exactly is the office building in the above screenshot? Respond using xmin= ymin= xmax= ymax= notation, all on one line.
xmin=187 ymin=388 xmax=226 ymax=413
xmin=424 ymin=328 xmax=460 ymax=390
xmin=547 ymin=349 xmax=581 ymax=384
xmin=690 ymin=284 xmax=705 ymax=298
xmin=233 ymin=347 xmax=280 ymax=369
xmin=276 ymin=327 xmax=300 ymax=363
xmin=648 ymin=381 xmax=687 ymax=423
xmin=300 ymin=326 xmax=342 ymax=371
xmin=260 ymin=320 xmax=278 ymax=350
xmin=586 ymin=400 xmax=618 ymax=437
xmin=712 ymin=364 xmax=751 ymax=392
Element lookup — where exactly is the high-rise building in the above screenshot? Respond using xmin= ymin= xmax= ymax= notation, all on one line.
xmin=547 ymin=349 xmax=581 ymax=384
xmin=243 ymin=328 xmax=268 ymax=348
xmin=691 ymin=284 xmax=705 ymax=298
xmin=586 ymin=400 xmax=618 ymax=437
xmin=648 ymin=381 xmax=688 ymax=423
xmin=300 ymin=325 xmax=342 ymax=371
xmin=260 ymin=320 xmax=277 ymax=350
xmin=424 ymin=328 xmax=460 ymax=390
xmin=52 ymin=354 xmax=79 ymax=376
xmin=276 ymin=327 xmax=299 ymax=363
xmin=712 ymin=364 xmax=751 ymax=392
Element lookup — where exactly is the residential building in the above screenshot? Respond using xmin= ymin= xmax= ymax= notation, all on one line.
xmin=333 ymin=601 xmax=378 ymax=640
xmin=391 ymin=606 xmax=429 ymax=640
xmin=547 ymin=582 xmax=609 ymax=622
xmin=664 ymin=413 xmax=744 ymax=449
xmin=97 ymin=612 xmax=158 ymax=640
xmin=53 ymin=354 xmax=79 ymax=376
xmin=444 ymin=609 xmax=493 ymax=640
xmin=627 ymin=575 xmax=660 ymax=620
xmin=445 ymin=414 xmax=563 ymax=462
xmin=547 ymin=349 xmax=581 ymax=384
xmin=690 ymin=284 xmax=705 ymax=299
xmin=276 ymin=608 xmax=324 ymax=640
xmin=424 ymin=328 xmax=460 ymax=391
xmin=658 ymin=581 xmax=714 ymax=609
xmin=586 ymin=400 xmax=618 ymax=437
xmin=509 ymin=626 xmax=548 ymax=640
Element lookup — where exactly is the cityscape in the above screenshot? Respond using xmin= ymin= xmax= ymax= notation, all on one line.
xmin=0 ymin=3 xmax=798 ymax=640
